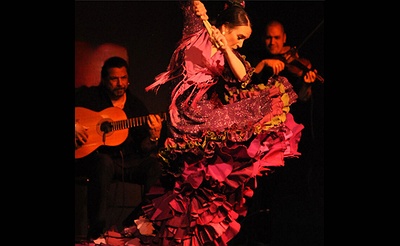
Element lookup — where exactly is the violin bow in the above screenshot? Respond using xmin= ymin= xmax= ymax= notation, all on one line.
xmin=295 ymin=19 xmax=324 ymax=83
xmin=297 ymin=19 xmax=324 ymax=51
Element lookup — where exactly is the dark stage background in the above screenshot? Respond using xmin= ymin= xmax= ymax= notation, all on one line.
xmin=75 ymin=1 xmax=324 ymax=245
xmin=75 ymin=0 xmax=324 ymax=114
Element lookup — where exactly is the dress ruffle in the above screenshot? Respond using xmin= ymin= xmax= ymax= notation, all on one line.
xmin=122 ymin=76 xmax=303 ymax=246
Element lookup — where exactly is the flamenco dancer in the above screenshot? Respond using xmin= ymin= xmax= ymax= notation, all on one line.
xmin=120 ymin=1 xmax=303 ymax=245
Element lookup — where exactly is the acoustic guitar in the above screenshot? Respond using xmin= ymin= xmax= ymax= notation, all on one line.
xmin=75 ymin=107 xmax=167 ymax=159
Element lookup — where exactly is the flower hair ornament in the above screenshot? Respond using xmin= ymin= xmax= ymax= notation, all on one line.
xmin=224 ymin=0 xmax=245 ymax=10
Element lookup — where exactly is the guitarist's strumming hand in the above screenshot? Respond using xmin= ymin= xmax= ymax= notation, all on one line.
xmin=75 ymin=122 xmax=89 ymax=149
xmin=148 ymin=114 xmax=163 ymax=142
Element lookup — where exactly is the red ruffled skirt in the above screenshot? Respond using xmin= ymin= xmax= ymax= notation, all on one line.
xmin=123 ymin=76 xmax=303 ymax=245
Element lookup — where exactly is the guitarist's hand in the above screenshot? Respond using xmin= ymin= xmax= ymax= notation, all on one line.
xmin=75 ymin=122 xmax=89 ymax=149
xmin=147 ymin=114 xmax=163 ymax=141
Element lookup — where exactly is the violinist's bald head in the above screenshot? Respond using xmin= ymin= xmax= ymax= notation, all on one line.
xmin=266 ymin=20 xmax=285 ymax=33
xmin=264 ymin=20 xmax=287 ymax=55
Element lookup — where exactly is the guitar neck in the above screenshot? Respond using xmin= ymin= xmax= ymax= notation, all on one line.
xmin=75 ymin=107 xmax=168 ymax=159
xmin=112 ymin=112 xmax=168 ymax=131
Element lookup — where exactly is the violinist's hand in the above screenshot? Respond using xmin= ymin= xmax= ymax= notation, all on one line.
xmin=193 ymin=0 xmax=208 ymax=20
xmin=147 ymin=114 xmax=163 ymax=141
xmin=269 ymin=59 xmax=286 ymax=75
xmin=254 ymin=59 xmax=285 ymax=75
xmin=304 ymin=69 xmax=317 ymax=83
xmin=75 ymin=122 xmax=88 ymax=149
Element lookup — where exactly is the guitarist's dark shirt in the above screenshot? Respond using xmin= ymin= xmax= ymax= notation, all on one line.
xmin=75 ymin=84 xmax=156 ymax=160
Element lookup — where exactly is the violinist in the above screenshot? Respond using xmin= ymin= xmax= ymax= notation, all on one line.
xmin=231 ymin=19 xmax=323 ymax=246
xmin=251 ymin=19 xmax=320 ymax=150
xmin=253 ymin=19 xmax=318 ymax=102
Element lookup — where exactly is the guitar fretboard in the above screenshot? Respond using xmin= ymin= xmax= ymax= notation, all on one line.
xmin=111 ymin=112 xmax=167 ymax=130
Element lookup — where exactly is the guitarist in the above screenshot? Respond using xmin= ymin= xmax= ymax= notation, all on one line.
xmin=75 ymin=56 xmax=164 ymax=241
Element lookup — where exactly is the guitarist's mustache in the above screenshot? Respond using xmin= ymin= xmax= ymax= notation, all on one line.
xmin=113 ymin=82 xmax=129 ymax=92
xmin=113 ymin=87 xmax=127 ymax=92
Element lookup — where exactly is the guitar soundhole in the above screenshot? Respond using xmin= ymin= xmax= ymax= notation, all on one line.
xmin=96 ymin=118 xmax=114 ymax=137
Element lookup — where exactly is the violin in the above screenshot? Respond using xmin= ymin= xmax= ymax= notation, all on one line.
xmin=280 ymin=47 xmax=324 ymax=83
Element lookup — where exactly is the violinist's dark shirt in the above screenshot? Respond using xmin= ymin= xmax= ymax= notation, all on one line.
xmin=250 ymin=47 xmax=316 ymax=153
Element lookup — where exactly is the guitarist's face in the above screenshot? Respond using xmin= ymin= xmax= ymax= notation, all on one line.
xmin=104 ymin=67 xmax=130 ymax=99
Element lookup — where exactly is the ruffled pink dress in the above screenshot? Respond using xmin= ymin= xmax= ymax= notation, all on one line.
xmin=123 ymin=1 xmax=303 ymax=245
